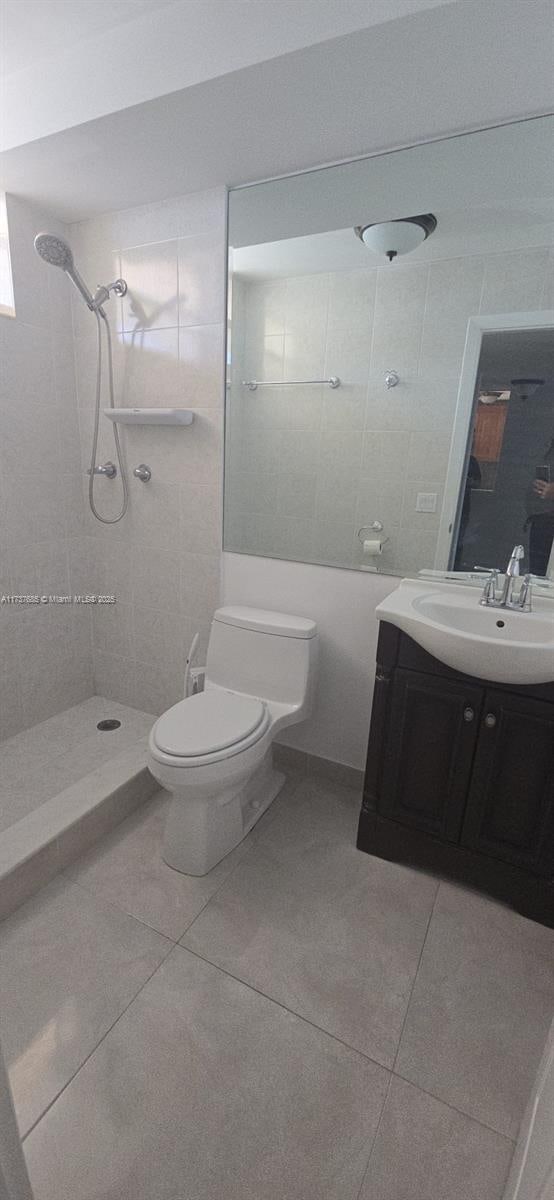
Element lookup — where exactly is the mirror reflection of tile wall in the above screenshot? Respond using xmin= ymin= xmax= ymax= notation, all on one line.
xmin=225 ymin=247 xmax=553 ymax=572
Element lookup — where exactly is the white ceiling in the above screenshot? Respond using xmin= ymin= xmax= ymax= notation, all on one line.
xmin=1 ymin=0 xmax=167 ymax=75
xmin=0 ymin=0 xmax=458 ymax=150
xmin=0 ymin=0 xmax=552 ymax=223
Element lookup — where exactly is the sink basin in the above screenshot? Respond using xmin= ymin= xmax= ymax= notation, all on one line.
xmin=376 ymin=579 xmax=554 ymax=685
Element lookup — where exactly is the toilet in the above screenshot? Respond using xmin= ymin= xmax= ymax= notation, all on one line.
xmin=148 ymin=606 xmax=318 ymax=875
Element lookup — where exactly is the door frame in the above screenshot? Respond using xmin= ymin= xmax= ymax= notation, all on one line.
xmin=434 ymin=309 xmax=554 ymax=571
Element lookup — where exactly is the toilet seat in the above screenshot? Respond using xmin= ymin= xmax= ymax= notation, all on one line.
xmin=151 ymin=688 xmax=270 ymax=766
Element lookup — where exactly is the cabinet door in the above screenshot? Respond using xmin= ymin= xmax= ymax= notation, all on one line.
xmin=379 ymin=670 xmax=483 ymax=840
xmin=461 ymin=691 xmax=554 ymax=876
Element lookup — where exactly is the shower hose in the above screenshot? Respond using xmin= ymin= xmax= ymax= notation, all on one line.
xmin=88 ymin=308 xmax=128 ymax=524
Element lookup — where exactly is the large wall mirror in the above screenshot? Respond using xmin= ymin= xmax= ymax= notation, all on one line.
xmin=224 ymin=117 xmax=554 ymax=578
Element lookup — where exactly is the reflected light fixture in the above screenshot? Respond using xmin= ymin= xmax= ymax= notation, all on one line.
xmin=510 ymin=378 xmax=545 ymax=401
xmin=354 ymin=214 xmax=437 ymax=262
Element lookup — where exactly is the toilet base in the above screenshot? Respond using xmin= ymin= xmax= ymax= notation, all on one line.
xmin=162 ymin=749 xmax=285 ymax=876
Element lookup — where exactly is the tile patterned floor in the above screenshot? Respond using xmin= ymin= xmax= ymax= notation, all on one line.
xmin=0 ymin=775 xmax=551 ymax=1199
xmin=0 ymin=697 xmax=155 ymax=832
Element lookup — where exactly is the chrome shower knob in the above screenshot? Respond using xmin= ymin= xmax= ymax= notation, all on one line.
xmin=133 ymin=464 xmax=151 ymax=482
xmin=87 ymin=461 xmax=117 ymax=478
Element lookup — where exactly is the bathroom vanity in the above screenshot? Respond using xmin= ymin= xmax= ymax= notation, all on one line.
xmin=357 ymin=620 xmax=554 ymax=928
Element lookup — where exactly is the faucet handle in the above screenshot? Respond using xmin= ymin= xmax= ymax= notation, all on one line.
xmin=480 ymin=568 xmax=499 ymax=605
xmin=518 ymin=574 xmax=532 ymax=611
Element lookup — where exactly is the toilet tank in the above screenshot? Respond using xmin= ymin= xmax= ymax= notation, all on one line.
xmin=205 ymin=607 xmax=317 ymax=710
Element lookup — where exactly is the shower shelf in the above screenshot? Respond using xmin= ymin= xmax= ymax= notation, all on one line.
xmin=103 ymin=408 xmax=194 ymax=426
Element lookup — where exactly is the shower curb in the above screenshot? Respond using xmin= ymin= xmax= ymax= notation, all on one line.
xmin=0 ymin=741 xmax=157 ymax=923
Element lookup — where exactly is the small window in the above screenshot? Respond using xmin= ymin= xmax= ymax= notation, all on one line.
xmin=0 ymin=195 xmax=15 ymax=318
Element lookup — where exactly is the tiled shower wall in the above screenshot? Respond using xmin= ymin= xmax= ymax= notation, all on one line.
xmin=69 ymin=188 xmax=226 ymax=715
xmin=225 ymin=247 xmax=553 ymax=572
xmin=0 ymin=196 xmax=93 ymax=739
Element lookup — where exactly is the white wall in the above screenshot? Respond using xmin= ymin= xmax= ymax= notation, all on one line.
xmin=68 ymin=188 xmax=227 ymax=717
xmin=0 ymin=196 xmax=93 ymax=740
xmin=222 ymin=551 xmax=397 ymax=769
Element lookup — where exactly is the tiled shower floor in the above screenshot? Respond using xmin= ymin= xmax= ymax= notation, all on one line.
xmin=0 ymin=696 xmax=155 ymax=833
xmin=1 ymin=775 xmax=552 ymax=1199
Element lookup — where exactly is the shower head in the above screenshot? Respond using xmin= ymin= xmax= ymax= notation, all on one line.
xmin=34 ymin=231 xmax=95 ymax=309
xmin=34 ymin=232 xmax=73 ymax=270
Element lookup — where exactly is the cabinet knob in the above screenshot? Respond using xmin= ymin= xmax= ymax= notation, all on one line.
xmin=463 ymin=707 xmax=475 ymax=722
xmin=484 ymin=712 xmax=497 ymax=729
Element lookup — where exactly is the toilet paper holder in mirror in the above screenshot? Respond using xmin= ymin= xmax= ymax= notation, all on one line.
xmin=357 ymin=522 xmax=389 ymax=547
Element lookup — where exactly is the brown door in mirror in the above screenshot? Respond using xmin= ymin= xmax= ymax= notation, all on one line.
xmin=461 ymin=691 xmax=554 ymax=876
xmin=379 ymin=670 xmax=482 ymax=841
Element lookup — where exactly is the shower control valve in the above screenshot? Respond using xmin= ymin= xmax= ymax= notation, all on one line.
xmin=133 ymin=464 xmax=152 ymax=482
xmin=87 ymin=462 xmax=117 ymax=478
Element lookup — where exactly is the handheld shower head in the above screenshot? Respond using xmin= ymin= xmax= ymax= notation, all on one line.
xmin=34 ymin=231 xmax=95 ymax=309
xmin=34 ymin=232 xmax=73 ymax=270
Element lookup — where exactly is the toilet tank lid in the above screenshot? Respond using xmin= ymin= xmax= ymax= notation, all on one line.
xmin=214 ymin=606 xmax=317 ymax=639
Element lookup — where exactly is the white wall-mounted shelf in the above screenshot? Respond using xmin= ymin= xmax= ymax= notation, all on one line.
xmin=104 ymin=408 xmax=194 ymax=426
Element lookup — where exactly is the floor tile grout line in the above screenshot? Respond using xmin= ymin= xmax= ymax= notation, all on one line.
xmin=176 ymin=773 xmax=308 ymax=940
xmin=63 ymin=773 xmax=306 ymax=945
xmin=354 ymin=1068 xmax=516 ymax=1200
xmin=391 ymin=876 xmax=441 ymax=1074
xmin=16 ymin=776 xmax=362 ymax=1144
xmin=174 ymin=940 xmax=393 ymax=1074
xmin=355 ymin=1071 xmax=394 ymax=1200
xmin=176 ymin=937 xmax=516 ymax=1144
xmin=18 ymin=815 xmax=518 ymax=1156
xmin=67 ymin=856 xmax=520 ymax=1150
xmin=21 ymin=938 xmax=175 ymax=1144
xmin=390 ymin=1069 xmax=517 ymax=1145
xmin=64 ymin=874 xmax=181 ymax=944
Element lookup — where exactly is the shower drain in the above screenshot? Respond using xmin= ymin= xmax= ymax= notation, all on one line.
xmin=97 ymin=719 xmax=122 ymax=731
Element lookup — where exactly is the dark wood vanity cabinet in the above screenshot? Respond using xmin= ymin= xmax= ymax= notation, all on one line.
xmin=357 ymin=623 xmax=554 ymax=927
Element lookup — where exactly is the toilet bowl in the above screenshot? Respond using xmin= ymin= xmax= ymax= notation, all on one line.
xmin=148 ymin=606 xmax=318 ymax=875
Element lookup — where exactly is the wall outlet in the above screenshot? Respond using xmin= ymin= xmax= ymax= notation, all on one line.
xmin=416 ymin=492 xmax=438 ymax=513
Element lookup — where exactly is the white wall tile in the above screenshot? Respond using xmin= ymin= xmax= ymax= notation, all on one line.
xmin=285 ymin=273 xmax=329 ymax=334
xmin=480 ymin=248 xmax=551 ymax=315
xmin=361 ymin=431 xmax=411 ymax=478
xmin=371 ymin=263 xmax=428 ymax=375
xmin=178 ymin=234 xmax=224 ymax=326
xmin=180 ymin=553 xmax=220 ymax=622
xmin=327 ymin=269 xmax=376 ymax=331
xmin=283 ymin=328 xmax=326 ymax=380
xmin=356 ymin=472 xmax=405 ymax=529
xmin=179 ymin=323 xmax=224 ymax=408
xmin=279 ymin=429 xmax=321 ymax=474
xmin=2 ymin=192 xmax=225 ymax=741
xmin=131 ymin=545 xmax=182 ymax=614
xmin=419 ymin=256 xmax=484 ymax=375
xmin=120 ymin=327 xmax=180 ymax=406
xmin=179 ymin=481 xmax=221 ymax=554
xmin=277 ymin=471 xmax=317 ymax=519
xmin=407 ymin=431 xmax=452 ymax=481
xmin=245 ymin=281 xmax=287 ymax=340
xmin=0 ymin=201 xmax=96 ymax=738
xmin=120 ymin=241 xmax=178 ymax=332
xmin=244 ymin=333 xmax=284 ymax=383
xmin=92 ymin=601 xmax=135 ymax=660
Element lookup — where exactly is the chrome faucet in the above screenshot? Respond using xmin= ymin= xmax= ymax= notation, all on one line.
xmin=480 ymin=545 xmax=532 ymax=610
